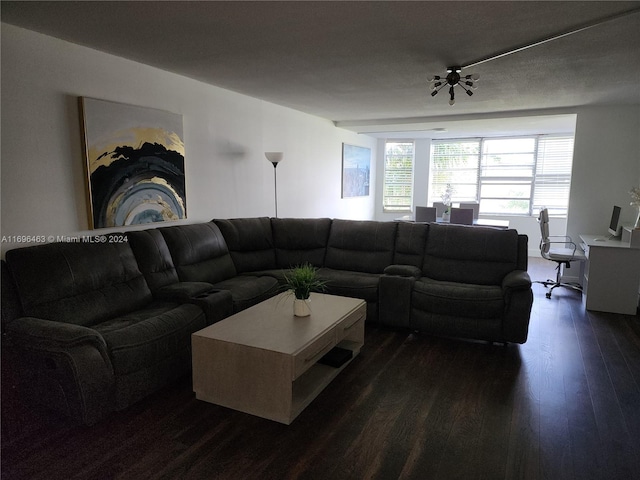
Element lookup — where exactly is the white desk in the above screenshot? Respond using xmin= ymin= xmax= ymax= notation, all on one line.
xmin=579 ymin=234 xmax=640 ymax=315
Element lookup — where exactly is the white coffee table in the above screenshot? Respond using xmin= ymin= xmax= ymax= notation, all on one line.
xmin=192 ymin=292 xmax=366 ymax=424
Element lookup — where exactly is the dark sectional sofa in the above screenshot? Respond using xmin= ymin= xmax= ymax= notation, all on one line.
xmin=1 ymin=217 xmax=533 ymax=424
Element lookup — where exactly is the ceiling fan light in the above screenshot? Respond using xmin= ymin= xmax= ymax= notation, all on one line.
xmin=429 ymin=67 xmax=477 ymax=104
xmin=449 ymin=86 xmax=456 ymax=105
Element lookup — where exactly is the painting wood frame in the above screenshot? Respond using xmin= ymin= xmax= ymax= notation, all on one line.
xmin=79 ymin=97 xmax=187 ymax=229
xmin=341 ymin=143 xmax=371 ymax=198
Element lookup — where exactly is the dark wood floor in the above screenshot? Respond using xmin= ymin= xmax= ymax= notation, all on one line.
xmin=2 ymin=258 xmax=639 ymax=480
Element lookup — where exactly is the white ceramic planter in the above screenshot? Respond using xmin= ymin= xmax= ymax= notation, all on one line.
xmin=293 ymin=298 xmax=311 ymax=317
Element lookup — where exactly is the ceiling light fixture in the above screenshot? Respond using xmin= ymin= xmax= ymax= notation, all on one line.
xmin=429 ymin=67 xmax=478 ymax=106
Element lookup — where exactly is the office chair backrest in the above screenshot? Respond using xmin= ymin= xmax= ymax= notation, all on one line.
xmin=449 ymin=208 xmax=474 ymax=225
xmin=538 ymin=208 xmax=551 ymax=254
xmin=415 ymin=206 xmax=437 ymax=222
xmin=459 ymin=202 xmax=480 ymax=219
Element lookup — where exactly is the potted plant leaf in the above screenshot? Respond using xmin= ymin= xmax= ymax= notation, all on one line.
xmin=283 ymin=263 xmax=327 ymax=316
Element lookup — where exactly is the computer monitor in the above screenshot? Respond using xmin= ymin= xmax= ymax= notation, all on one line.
xmin=608 ymin=205 xmax=622 ymax=237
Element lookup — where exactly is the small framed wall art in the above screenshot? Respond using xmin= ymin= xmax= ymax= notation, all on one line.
xmin=341 ymin=143 xmax=371 ymax=198
xmin=79 ymin=97 xmax=187 ymax=229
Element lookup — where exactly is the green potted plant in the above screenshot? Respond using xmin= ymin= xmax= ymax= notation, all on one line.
xmin=283 ymin=263 xmax=326 ymax=316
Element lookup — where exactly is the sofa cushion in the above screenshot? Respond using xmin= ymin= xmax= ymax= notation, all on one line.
xmin=128 ymin=228 xmax=180 ymax=291
xmin=211 ymin=275 xmax=279 ymax=312
xmin=94 ymin=302 xmax=206 ymax=375
xmin=412 ymin=277 xmax=504 ymax=319
xmin=5 ymin=240 xmax=152 ymax=327
xmin=271 ymin=217 xmax=331 ymax=268
xmin=214 ymin=217 xmax=276 ymax=273
xmin=317 ymin=268 xmax=381 ymax=303
xmin=422 ymin=224 xmax=519 ymax=285
xmin=324 ymin=219 xmax=397 ymax=273
xmin=160 ymin=222 xmax=237 ymax=284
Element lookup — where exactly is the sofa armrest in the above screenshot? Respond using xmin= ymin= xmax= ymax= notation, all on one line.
xmin=501 ymin=270 xmax=532 ymax=293
xmin=501 ymin=271 xmax=533 ymax=344
xmin=383 ymin=264 xmax=422 ymax=278
xmin=379 ymin=273 xmax=416 ymax=328
xmin=6 ymin=317 xmax=115 ymax=424
xmin=155 ymin=281 xmax=217 ymax=301
xmin=7 ymin=317 xmax=109 ymax=355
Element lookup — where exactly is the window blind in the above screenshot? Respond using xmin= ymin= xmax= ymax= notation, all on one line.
xmin=383 ymin=141 xmax=414 ymax=212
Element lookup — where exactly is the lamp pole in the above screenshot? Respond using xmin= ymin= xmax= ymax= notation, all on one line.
xmin=272 ymin=161 xmax=279 ymax=218
xmin=265 ymin=152 xmax=284 ymax=218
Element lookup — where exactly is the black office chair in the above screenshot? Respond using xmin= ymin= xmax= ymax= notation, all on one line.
xmin=535 ymin=208 xmax=585 ymax=298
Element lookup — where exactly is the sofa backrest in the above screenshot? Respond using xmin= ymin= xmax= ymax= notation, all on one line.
xmin=5 ymin=239 xmax=151 ymax=327
xmin=127 ymin=228 xmax=180 ymax=291
xmin=393 ymin=222 xmax=430 ymax=268
xmin=324 ymin=219 xmax=397 ymax=273
xmin=517 ymin=234 xmax=528 ymax=271
xmin=271 ymin=217 xmax=332 ymax=268
xmin=160 ymin=222 xmax=237 ymax=284
xmin=1 ymin=260 xmax=23 ymax=330
xmin=422 ymin=223 xmax=521 ymax=285
xmin=213 ymin=217 xmax=276 ymax=273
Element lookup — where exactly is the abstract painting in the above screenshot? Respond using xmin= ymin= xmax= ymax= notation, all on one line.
xmin=341 ymin=143 xmax=370 ymax=198
xmin=79 ymin=97 xmax=186 ymax=229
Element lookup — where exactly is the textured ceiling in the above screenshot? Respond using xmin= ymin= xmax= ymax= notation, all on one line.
xmin=2 ymin=1 xmax=640 ymax=126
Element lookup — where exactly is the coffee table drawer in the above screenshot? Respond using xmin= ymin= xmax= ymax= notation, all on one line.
xmin=293 ymin=328 xmax=336 ymax=380
xmin=336 ymin=304 xmax=366 ymax=344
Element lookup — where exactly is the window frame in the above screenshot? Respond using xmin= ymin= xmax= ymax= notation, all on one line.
xmin=382 ymin=140 xmax=415 ymax=213
xmin=429 ymin=134 xmax=574 ymax=217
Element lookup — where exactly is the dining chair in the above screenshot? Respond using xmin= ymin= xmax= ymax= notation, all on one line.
xmin=449 ymin=207 xmax=474 ymax=225
xmin=415 ymin=206 xmax=437 ymax=222
xmin=459 ymin=202 xmax=480 ymax=220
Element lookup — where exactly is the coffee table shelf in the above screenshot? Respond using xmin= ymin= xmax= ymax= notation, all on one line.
xmin=192 ymin=293 xmax=366 ymax=424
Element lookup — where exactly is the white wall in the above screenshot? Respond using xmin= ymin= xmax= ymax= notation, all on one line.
xmin=567 ymin=105 xmax=640 ymax=243
xmin=0 ymin=24 xmax=377 ymax=255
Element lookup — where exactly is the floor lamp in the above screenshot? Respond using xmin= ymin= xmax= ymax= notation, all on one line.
xmin=265 ymin=152 xmax=283 ymax=217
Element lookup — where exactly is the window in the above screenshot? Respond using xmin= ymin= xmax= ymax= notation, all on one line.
xmin=383 ymin=141 xmax=414 ymax=212
xmin=532 ymin=136 xmax=575 ymax=216
xmin=430 ymin=135 xmax=574 ymax=216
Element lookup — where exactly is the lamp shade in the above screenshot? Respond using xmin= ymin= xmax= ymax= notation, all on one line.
xmin=265 ymin=152 xmax=284 ymax=164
